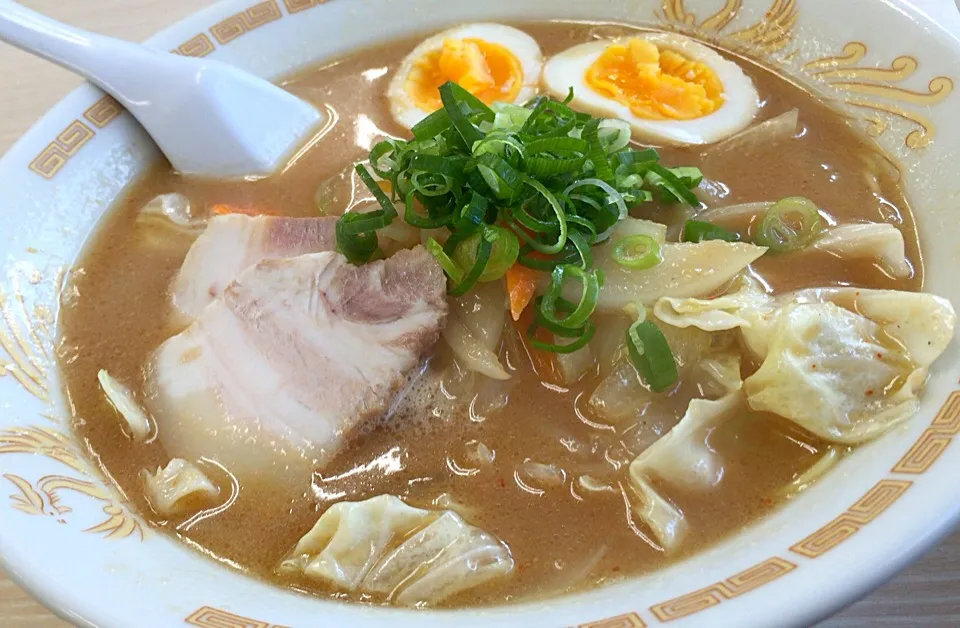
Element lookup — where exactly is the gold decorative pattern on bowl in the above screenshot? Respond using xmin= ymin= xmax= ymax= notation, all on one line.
xmin=649 ymin=556 xmax=797 ymax=621
xmin=803 ymin=42 xmax=954 ymax=149
xmin=892 ymin=391 xmax=960 ymax=473
xmin=0 ymin=269 xmax=144 ymax=540
xmin=578 ymin=612 xmax=647 ymax=628
xmin=184 ymin=606 xmax=289 ymax=628
xmin=210 ymin=0 xmax=283 ymax=45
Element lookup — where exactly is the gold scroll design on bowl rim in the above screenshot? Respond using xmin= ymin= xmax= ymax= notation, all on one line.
xmin=658 ymin=0 xmax=798 ymax=53
xmin=803 ymin=42 xmax=954 ymax=149
xmin=578 ymin=611 xmax=647 ymax=628
xmin=657 ymin=3 xmax=954 ymax=151
xmin=184 ymin=606 xmax=289 ymax=628
xmin=0 ymin=268 xmax=144 ymax=540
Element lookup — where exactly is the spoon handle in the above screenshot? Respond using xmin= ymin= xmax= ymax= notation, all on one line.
xmin=0 ymin=0 xmax=159 ymax=98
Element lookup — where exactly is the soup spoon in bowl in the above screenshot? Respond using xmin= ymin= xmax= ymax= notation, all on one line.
xmin=0 ymin=0 xmax=322 ymax=179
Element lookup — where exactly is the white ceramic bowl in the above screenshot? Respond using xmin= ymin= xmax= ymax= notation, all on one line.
xmin=1 ymin=1 xmax=959 ymax=626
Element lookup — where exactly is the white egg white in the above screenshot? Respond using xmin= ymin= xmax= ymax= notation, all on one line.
xmin=542 ymin=34 xmax=760 ymax=146
xmin=387 ymin=23 xmax=543 ymax=130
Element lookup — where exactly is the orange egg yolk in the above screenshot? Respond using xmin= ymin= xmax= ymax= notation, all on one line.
xmin=406 ymin=38 xmax=523 ymax=112
xmin=585 ymin=38 xmax=724 ymax=121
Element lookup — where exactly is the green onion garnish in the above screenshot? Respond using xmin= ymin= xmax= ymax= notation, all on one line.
xmin=526 ymin=296 xmax=596 ymax=354
xmin=336 ymin=212 xmax=381 ymax=264
xmin=755 ymin=196 xmax=822 ymax=252
xmin=539 ymin=264 xmax=602 ymax=330
xmin=453 ymin=225 xmax=519 ymax=283
xmin=683 ymin=220 xmax=741 ymax=243
xmin=613 ymin=234 xmax=662 ymax=269
xmin=426 ymin=237 xmax=463 ymax=283
xmin=448 ymin=227 xmax=496 ymax=297
xmin=333 ymin=81 xmax=704 ymax=359
xmin=627 ymin=319 xmax=679 ymax=392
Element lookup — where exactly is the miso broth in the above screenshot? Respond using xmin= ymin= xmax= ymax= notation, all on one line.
xmin=58 ymin=22 xmax=925 ymax=608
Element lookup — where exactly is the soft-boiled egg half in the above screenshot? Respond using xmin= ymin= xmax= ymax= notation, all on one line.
xmin=543 ymin=34 xmax=759 ymax=146
xmin=387 ymin=23 xmax=543 ymax=129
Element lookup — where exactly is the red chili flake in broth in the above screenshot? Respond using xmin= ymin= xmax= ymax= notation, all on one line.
xmin=612 ymin=566 xmax=621 ymax=572
xmin=877 ymin=352 xmax=884 ymax=360
xmin=866 ymin=389 xmax=875 ymax=397
xmin=497 ymin=478 xmax=506 ymax=488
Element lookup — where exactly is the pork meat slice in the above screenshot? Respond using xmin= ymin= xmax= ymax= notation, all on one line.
xmin=172 ymin=214 xmax=338 ymax=319
xmin=148 ymin=247 xmax=447 ymax=487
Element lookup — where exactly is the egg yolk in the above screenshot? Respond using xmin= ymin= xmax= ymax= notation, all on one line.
xmin=406 ymin=38 xmax=523 ymax=112
xmin=585 ymin=39 xmax=724 ymax=121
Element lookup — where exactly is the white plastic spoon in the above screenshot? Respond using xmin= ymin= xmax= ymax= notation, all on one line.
xmin=0 ymin=0 xmax=321 ymax=179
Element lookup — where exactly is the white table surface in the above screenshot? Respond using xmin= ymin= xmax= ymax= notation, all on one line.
xmin=0 ymin=0 xmax=958 ymax=626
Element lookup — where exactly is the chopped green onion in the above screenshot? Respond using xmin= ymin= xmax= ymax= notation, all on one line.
xmin=369 ymin=140 xmax=402 ymax=179
xmin=338 ymin=210 xmax=391 ymax=235
xmin=472 ymin=152 xmax=523 ymax=201
xmin=524 ymin=136 xmax=588 ymax=177
xmin=426 ymin=237 xmax=463 ymax=283
xmin=516 ymin=244 xmax=582 ymax=271
xmin=448 ymin=227 xmax=496 ymax=296
xmin=451 ymin=193 xmax=489 ymax=234
xmin=491 ymin=102 xmax=533 ymax=132
xmin=402 ymin=191 xmax=450 ymax=229
xmin=337 ymin=212 xmax=381 ymax=264
xmin=613 ymin=234 xmax=662 ymax=269
xmin=515 ymin=177 xmax=568 ymax=254
xmin=670 ymin=166 xmax=704 ymax=188
xmin=582 ymin=118 xmax=615 ymax=184
xmin=439 ymin=81 xmax=491 ymax=148
xmin=598 ymin=119 xmax=632 ymax=155
xmin=453 ymin=225 xmax=519 ymax=282
xmin=627 ymin=319 xmax=678 ymax=392
xmin=355 ymin=164 xmax=398 ymax=219
xmin=683 ymin=220 xmax=741 ymax=243
xmin=529 ymin=320 xmax=596 ymax=354
xmin=526 ymin=296 xmax=596 ymax=354
xmin=616 ymin=148 xmax=660 ymax=167
xmin=472 ymin=131 xmax=525 ymax=164
xmin=412 ymin=108 xmax=453 ymax=142
xmin=520 ymin=98 xmax=578 ymax=139
xmin=645 ymin=164 xmax=701 ymax=207
xmin=756 ymin=196 xmax=822 ymax=252
xmin=566 ymin=230 xmax=593 ymax=270
xmin=539 ymin=264 xmax=601 ymax=330
xmin=334 ymin=83 xmax=704 ymax=329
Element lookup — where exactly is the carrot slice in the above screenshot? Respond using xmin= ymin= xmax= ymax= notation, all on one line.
xmin=506 ymin=264 xmax=540 ymax=322
xmin=210 ymin=204 xmax=274 ymax=217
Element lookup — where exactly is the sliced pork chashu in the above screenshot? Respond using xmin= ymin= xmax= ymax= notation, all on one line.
xmin=148 ymin=247 xmax=447 ymax=485
xmin=173 ymin=214 xmax=338 ymax=319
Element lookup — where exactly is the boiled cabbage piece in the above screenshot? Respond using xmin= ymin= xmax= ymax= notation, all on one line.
xmin=654 ymin=275 xmax=772 ymax=332
xmin=442 ymin=280 xmax=509 ymax=380
xmin=744 ymin=292 xmax=955 ymax=443
xmin=627 ymin=390 xmax=744 ymax=550
xmin=142 ymin=458 xmax=219 ymax=517
xmin=565 ymin=218 xmax=767 ymax=310
xmin=813 ymin=222 xmax=911 ymax=279
xmin=654 ymin=282 xmax=957 ymax=444
xmin=98 ymin=369 xmax=152 ymax=441
xmin=281 ymin=495 xmax=514 ymax=607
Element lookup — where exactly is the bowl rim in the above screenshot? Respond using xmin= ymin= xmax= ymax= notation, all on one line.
xmin=1 ymin=1 xmax=960 ymax=627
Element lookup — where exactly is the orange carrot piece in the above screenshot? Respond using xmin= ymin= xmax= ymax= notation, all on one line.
xmin=210 ymin=203 xmax=274 ymax=217
xmin=506 ymin=264 xmax=540 ymax=322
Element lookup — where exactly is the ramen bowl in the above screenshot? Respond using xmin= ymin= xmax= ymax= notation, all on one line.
xmin=1 ymin=0 xmax=959 ymax=626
